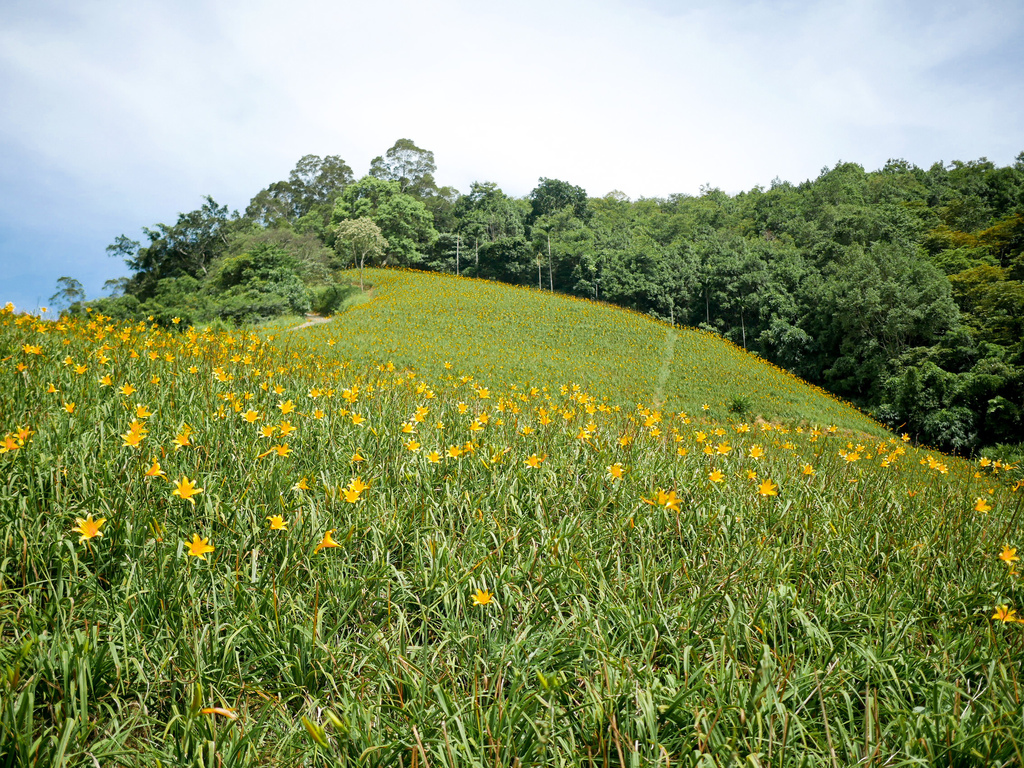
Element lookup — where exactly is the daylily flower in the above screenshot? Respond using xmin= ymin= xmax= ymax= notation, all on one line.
xmin=72 ymin=513 xmax=105 ymax=543
xmin=172 ymin=476 xmax=203 ymax=505
xmin=186 ymin=534 xmax=214 ymax=559
xmin=315 ymin=529 xmax=340 ymax=553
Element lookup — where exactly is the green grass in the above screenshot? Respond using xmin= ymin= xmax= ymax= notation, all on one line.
xmin=0 ymin=293 xmax=1022 ymax=766
xmin=284 ymin=269 xmax=887 ymax=438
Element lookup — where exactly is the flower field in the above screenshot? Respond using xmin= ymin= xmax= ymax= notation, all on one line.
xmin=1 ymin=288 xmax=1022 ymax=766
xmin=288 ymin=269 xmax=887 ymax=436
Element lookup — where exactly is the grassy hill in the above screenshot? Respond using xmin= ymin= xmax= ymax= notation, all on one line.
xmin=283 ymin=268 xmax=886 ymax=437
xmin=1 ymin=288 xmax=1022 ymax=766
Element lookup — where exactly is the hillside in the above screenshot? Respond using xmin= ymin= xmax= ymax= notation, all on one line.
xmin=284 ymin=268 xmax=887 ymax=437
xmin=1 ymin=296 xmax=1022 ymax=766
xmin=89 ymin=151 xmax=1024 ymax=455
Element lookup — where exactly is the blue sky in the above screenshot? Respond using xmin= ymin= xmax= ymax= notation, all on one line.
xmin=2 ymin=0 xmax=1022 ymax=312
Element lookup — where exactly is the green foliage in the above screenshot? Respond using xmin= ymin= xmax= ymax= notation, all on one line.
xmin=48 ymin=276 xmax=85 ymax=313
xmin=96 ymin=147 xmax=1024 ymax=451
xmin=368 ymin=138 xmax=437 ymax=197
xmin=332 ymin=176 xmax=437 ymax=266
xmin=207 ymin=243 xmax=310 ymax=323
xmin=2 ymin=301 xmax=1022 ymax=765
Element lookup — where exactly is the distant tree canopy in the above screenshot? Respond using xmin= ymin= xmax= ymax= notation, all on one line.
xmin=94 ymin=142 xmax=1024 ymax=454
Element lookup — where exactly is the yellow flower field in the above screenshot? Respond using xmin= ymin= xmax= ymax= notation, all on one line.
xmin=0 ymin=291 xmax=1021 ymax=765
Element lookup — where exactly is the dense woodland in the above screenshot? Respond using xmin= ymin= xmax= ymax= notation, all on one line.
xmin=79 ymin=140 xmax=1024 ymax=455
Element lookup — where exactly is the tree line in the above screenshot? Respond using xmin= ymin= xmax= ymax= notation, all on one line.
xmin=83 ymin=140 xmax=1024 ymax=455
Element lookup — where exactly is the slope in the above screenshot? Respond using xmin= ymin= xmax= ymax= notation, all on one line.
xmin=285 ymin=268 xmax=886 ymax=436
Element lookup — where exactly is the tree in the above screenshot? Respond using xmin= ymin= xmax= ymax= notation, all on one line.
xmin=289 ymin=154 xmax=354 ymax=217
xmin=108 ymin=196 xmax=236 ymax=298
xmin=245 ymin=155 xmax=354 ymax=230
xmin=528 ymin=177 xmax=589 ymax=224
xmin=102 ymin=277 xmax=130 ymax=297
xmin=456 ymin=182 xmax=527 ymax=244
xmin=49 ymin=276 xmax=85 ymax=312
xmin=369 ymin=139 xmax=437 ymax=197
xmin=332 ymin=177 xmax=437 ymax=266
xmin=334 ymin=218 xmax=388 ymax=290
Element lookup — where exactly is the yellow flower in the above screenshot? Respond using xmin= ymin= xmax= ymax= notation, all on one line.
xmin=267 ymin=515 xmax=287 ymax=531
xmin=975 ymin=498 xmax=993 ymax=513
xmin=278 ymin=399 xmax=296 ymax=415
xmin=99 ymin=374 xmax=113 ymax=387
xmin=63 ymin=402 xmax=76 ymax=414
xmin=273 ymin=444 xmax=291 ymax=457
xmin=293 ymin=477 xmax=310 ymax=491
xmin=709 ymin=470 xmax=724 ymax=483
xmin=121 ymin=429 xmax=145 ymax=449
xmin=427 ymin=450 xmax=441 ymax=463
xmin=145 ymin=458 xmax=166 ymax=479
xmin=715 ymin=442 xmax=731 ymax=455
xmin=992 ymin=605 xmax=1018 ymax=623
xmin=757 ymin=479 xmax=778 ymax=497
xmin=607 ymin=462 xmax=624 ymax=480
xmin=655 ymin=489 xmax=681 ymax=512
xmin=801 ymin=463 xmax=816 ymax=476
xmin=999 ymin=546 xmax=1019 ymax=565
xmin=135 ymin=404 xmax=152 ymax=419
xmin=446 ymin=445 xmax=463 ymax=459
xmin=72 ymin=513 xmax=106 ymax=543
xmin=242 ymin=409 xmax=260 ymax=423
xmin=343 ymin=476 xmax=369 ymax=503
xmin=525 ymin=453 xmax=544 ymax=468
xmin=171 ymin=427 xmax=192 ymax=450
xmin=315 ymin=529 xmax=340 ymax=553
xmin=278 ymin=420 xmax=296 ymax=437
xmin=748 ymin=445 xmax=764 ymax=459
xmin=186 ymin=534 xmax=215 ymax=559
xmin=172 ymin=476 xmax=203 ymax=505
xmin=471 ymin=588 xmax=493 ymax=607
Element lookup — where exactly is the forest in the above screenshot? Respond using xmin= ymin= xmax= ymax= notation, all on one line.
xmin=78 ymin=140 xmax=1024 ymax=455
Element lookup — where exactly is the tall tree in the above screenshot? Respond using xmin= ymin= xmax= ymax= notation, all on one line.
xmin=369 ymin=139 xmax=437 ymax=197
xmin=528 ymin=177 xmax=589 ymax=224
xmin=108 ymin=196 xmax=235 ymax=299
xmin=49 ymin=276 xmax=85 ymax=312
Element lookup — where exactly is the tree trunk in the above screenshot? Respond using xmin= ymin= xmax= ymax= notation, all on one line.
xmin=547 ymin=233 xmax=553 ymax=292
xmin=456 ymin=234 xmax=460 ymax=277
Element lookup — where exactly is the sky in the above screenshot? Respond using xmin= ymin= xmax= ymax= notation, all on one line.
xmin=1 ymin=0 xmax=1022 ymax=312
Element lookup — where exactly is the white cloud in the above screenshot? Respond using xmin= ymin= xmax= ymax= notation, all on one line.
xmin=1 ymin=0 xmax=1022 ymax=308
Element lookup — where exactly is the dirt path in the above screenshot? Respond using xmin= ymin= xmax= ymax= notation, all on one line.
xmin=652 ymin=327 xmax=677 ymax=409
xmin=289 ymin=314 xmax=335 ymax=331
